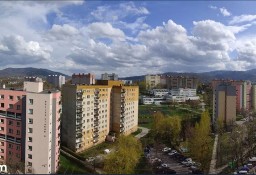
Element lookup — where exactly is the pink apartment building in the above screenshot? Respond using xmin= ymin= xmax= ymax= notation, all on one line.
xmin=0 ymin=77 xmax=61 ymax=174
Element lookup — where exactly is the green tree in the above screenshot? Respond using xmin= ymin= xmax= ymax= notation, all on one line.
xmin=158 ymin=116 xmax=181 ymax=147
xmin=104 ymin=135 xmax=142 ymax=174
xmin=189 ymin=111 xmax=212 ymax=171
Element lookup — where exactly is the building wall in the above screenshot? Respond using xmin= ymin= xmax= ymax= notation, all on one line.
xmin=25 ymin=93 xmax=52 ymax=174
xmin=72 ymin=73 xmax=95 ymax=85
xmin=62 ymin=82 xmax=139 ymax=152
xmin=23 ymin=82 xmax=43 ymax=93
xmin=252 ymin=85 xmax=256 ymax=111
xmin=0 ymin=90 xmax=26 ymax=165
xmin=145 ymin=75 xmax=161 ymax=90
xmin=47 ymin=75 xmax=65 ymax=88
xmin=61 ymin=86 xmax=77 ymax=151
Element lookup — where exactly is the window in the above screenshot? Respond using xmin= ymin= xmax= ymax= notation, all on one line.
xmin=0 ymin=127 xmax=3 ymax=131
xmin=0 ymin=103 xmax=4 ymax=108
xmin=28 ymin=146 xmax=32 ymax=151
xmin=29 ymin=99 xmax=33 ymax=105
xmin=28 ymin=137 xmax=32 ymax=142
xmin=0 ymin=119 xmax=3 ymax=124
xmin=28 ymin=118 xmax=33 ymax=124
xmin=16 ymin=146 xmax=20 ymax=150
xmin=28 ymin=154 xmax=32 ymax=159
xmin=9 ymin=96 xmax=13 ymax=100
xmin=16 ymin=105 xmax=21 ymax=110
xmin=17 ymin=122 xmax=20 ymax=127
xmin=28 ymin=162 xmax=32 ymax=166
xmin=28 ymin=128 xmax=33 ymax=133
xmin=8 ymin=129 xmax=13 ymax=134
xmin=9 ymin=104 xmax=13 ymax=109
xmin=8 ymin=121 xmax=13 ymax=125
xmin=28 ymin=109 xmax=33 ymax=114
xmin=17 ymin=96 xmax=21 ymax=100
xmin=16 ymin=154 xmax=20 ymax=158
xmin=0 ymin=95 xmax=4 ymax=99
xmin=8 ymin=151 xmax=12 ymax=155
xmin=16 ymin=130 xmax=20 ymax=135
xmin=0 ymin=142 xmax=4 ymax=146
xmin=8 ymin=143 xmax=12 ymax=148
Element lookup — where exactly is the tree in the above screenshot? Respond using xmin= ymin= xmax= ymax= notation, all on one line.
xmin=189 ymin=111 xmax=212 ymax=171
xmin=104 ymin=135 xmax=142 ymax=174
xmin=152 ymin=111 xmax=164 ymax=132
xmin=157 ymin=116 xmax=181 ymax=147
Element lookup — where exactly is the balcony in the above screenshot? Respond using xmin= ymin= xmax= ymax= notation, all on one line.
xmin=76 ymin=138 xmax=82 ymax=143
xmin=120 ymin=124 xmax=124 ymax=128
xmin=76 ymin=133 xmax=82 ymax=138
xmin=121 ymin=89 xmax=126 ymax=93
xmin=93 ymin=133 xmax=99 ymax=138
xmin=7 ymin=112 xmax=15 ymax=119
xmin=120 ymin=128 xmax=125 ymax=133
xmin=94 ymin=128 xmax=99 ymax=132
xmin=0 ymin=111 xmax=6 ymax=117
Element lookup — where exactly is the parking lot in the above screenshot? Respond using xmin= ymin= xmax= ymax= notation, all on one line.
xmin=145 ymin=145 xmax=198 ymax=174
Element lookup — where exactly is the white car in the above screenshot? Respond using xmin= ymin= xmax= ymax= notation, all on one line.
xmin=238 ymin=170 xmax=248 ymax=174
xmin=162 ymin=147 xmax=171 ymax=152
xmin=249 ymin=157 xmax=256 ymax=162
xmin=168 ymin=150 xmax=177 ymax=156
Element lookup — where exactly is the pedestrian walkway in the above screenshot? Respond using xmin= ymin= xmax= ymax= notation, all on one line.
xmin=209 ymin=134 xmax=219 ymax=174
xmin=135 ymin=127 xmax=150 ymax=139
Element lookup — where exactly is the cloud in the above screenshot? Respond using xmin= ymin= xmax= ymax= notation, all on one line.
xmin=91 ymin=2 xmax=149 ymax=22
xmin=209 ymin=5 xmax=217 ymax=10
xmin=0 ymin=35 xmax=51 ymax=65
xmin=46 ymin=24 xmax=80 ymax=40
xmin=85 ymin=22 xmax=126 ymax=41
xmin=220 ymin=7 xmax=231 ymax=17
xmin=230 ymin=14 xmax=256 ymax=24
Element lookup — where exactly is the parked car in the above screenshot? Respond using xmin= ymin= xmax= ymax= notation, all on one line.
xmin=162 ymin=147 xmax=172 ymax=153
xmin=168 ymin=150 xmax=177 ymax=156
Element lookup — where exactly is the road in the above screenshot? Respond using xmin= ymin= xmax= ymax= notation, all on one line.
xmin=135 ymin=127 xmax=150 ymax=139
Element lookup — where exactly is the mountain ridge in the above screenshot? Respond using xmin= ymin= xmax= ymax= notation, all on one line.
xmin=120 ymin=69 xmax=256 ymax=83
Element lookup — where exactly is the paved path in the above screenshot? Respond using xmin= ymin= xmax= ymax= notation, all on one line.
xmin=209 ymin=134 xmax=219 ymax=174
xmin=135 ymin=127 xmax=150 ymax=139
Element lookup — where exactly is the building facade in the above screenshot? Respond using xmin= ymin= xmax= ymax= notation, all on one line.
xmin=0 ymin=77 xmax=61 ymax=174
xmin=145 ymin=75 xmax=161 ymax=90
xmin=166 ymin=76 xmax=198 ymax=89
xmin=72 ymin=73 xmax=95 ymax=85
xmin=62 ymin=80 xmax=138 ymax=152
xmin=212 ymin=80 xmax=252 ymax=112
xmin=46 ymin=75 xmax=65 ymax=88
xmin=212 ymin=83 xmax=236 ymax=127
xmin=101 ymin=73 xmax=118 ymax=80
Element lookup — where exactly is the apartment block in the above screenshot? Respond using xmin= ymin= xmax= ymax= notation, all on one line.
xmin=166 ymin=76 xmax=198 ymax=89
xmin=47 ymin=75 xmax=65 ymax=88
xmin=145 ymin=74 xmax=161 ymax=90
xmin=0 ymin=77 xmax=61 ymax=174
xmin=0 ymin=89 xmax=26 ymax=165
xmin=25 ymin=89 xmax=61 ymax=174
xmin=212 ymin=83 xmax=236 ymax=126
xmin=62 ymin=80 xmax=138 ymax=152
xmin=72 ymin=73 xmax=95 ymax=85
xmin=212 ymin=80 xmax=252 ymax=112
xmin=101 ymin=73 xmax=118 ymax=80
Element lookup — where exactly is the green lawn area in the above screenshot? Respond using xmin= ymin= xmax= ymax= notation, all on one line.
xmin=138 ymin=104 xmax=202 ymax=129
xmin=78 ymin=142 xmax=116 ymax=158
xmin=57 ymin=155 xmax=90 ymax=174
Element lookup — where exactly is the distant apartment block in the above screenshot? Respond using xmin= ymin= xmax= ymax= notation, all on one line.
xmin=0 ymin=77 xmax=61 ymax=174
xmin=72 ymin=73 xmax=95 ymax=85
xmin=46 ymin=75 xmax=65 ymax=88
xmin=101 ymin=73 xmax=118 ymax=80
xmin=61 ymin=79 xmax=138 ymax=152
xmin=212 ymin=79 xmax=252 ymax=112
xmin=165 ymin=88 xmax=199 ymax=102
xmin=145 ymin=74 xmax=161 ymax=90
xmin=166 ymin=76 xmax=198 ymax=89
xmin=122 ymin=80 xmax=133 ymax=85
xmin=212 ymin=83 xmax=236 ymax=126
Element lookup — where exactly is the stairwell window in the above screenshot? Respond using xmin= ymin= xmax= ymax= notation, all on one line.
xmin=28 ymin=109 xmax=33 ymax=114
xmin=29 ymin=99 xmax=33 ymax=105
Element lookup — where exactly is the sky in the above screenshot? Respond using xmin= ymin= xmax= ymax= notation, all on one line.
xmin=1 ymin=1 xmax=256 ymax=77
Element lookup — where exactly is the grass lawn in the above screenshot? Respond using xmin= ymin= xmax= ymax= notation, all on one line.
xmin=57 ymin=155 xmax=90 ymax=174
xmin=78 ymin=141 xmax=116 ymax=158
xmin=138 ymin=104 xmax=202 ymax=129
